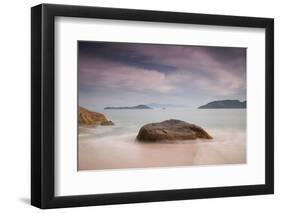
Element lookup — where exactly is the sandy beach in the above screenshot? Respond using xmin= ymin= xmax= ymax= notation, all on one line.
xmin=78 ymin=129 xmax=246 ymax=170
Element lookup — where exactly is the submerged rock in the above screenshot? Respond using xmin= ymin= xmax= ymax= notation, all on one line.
xmin=137 ymin=119 xmax=212 ymax=142
xmin=100 ymin=120 xmax=114 ymax=126
xmin=79 ymin=106 xmax=114 ymax=126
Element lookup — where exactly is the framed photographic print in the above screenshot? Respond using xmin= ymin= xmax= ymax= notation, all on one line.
xmin=31 ymin=3 xmax=274 ymax=209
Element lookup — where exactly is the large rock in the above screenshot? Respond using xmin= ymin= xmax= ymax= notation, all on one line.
xmin=79 ymin=106 xmax=114 ymax=126
xmin=137 ymin=119 xmax=212 ymax=142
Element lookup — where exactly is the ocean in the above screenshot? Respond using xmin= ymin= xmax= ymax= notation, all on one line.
xmin=78 ymin=109 xmax=246 ymax=170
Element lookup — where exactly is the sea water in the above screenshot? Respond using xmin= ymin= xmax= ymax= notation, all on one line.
xmin=79 ymin=108 xmax=246 ymax=140
xmin=78 ymin=109 xmax=246 ymax=170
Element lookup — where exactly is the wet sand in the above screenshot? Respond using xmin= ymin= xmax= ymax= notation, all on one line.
xmin=78 ymin=130 xmax=246 ymax=170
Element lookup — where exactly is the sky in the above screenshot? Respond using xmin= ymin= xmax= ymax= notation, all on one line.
xmin=78 ymin=41 xmax=246 ymax=110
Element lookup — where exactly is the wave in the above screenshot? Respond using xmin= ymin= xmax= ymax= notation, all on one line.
xmin=79 ymin=127 xmax=246 ymax=145
xmin=78 ymin=128 xmax=246 ymax=170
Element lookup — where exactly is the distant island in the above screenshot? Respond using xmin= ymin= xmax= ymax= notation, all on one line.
xmin=198 ymin=100 xmax=246 ymax=109
xmin=147 ymin=103 xmax=185 ymax=109
xmin=104 ymin=104 xmax=152 ymax=110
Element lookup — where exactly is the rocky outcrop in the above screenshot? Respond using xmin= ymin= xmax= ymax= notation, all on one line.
xmin=79 ymin=106 xmax=114 ymax=126
xmin=198 ymin=100 xmax=246 ymax=109
xmin=137 ymin=119 xmax=212 ymax=142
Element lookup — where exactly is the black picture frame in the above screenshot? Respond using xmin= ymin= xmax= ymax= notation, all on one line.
xmin=31 ymin=3 xmax=274 ymax=209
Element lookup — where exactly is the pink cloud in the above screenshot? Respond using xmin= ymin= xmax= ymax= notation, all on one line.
xmin=79 ymin=44 xmax=246 ymax=97
xmin=127 ymin=45 xmax=246 ymax=95
xmin=79 ymin=58 xmax=182 ymax=93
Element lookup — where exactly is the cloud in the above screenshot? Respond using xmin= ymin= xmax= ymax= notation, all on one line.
xmin=78 ymin=42 xmax=246 ymax=107
xmin=129 ymin=45 xmax=246 ymax=96
xmin=79 ymin=58 xmax=185 ymax=93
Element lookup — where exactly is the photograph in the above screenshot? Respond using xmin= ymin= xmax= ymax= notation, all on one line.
xmin=78 ymin=41 xmax=247 ymax=170
xmin=30 ymin=3 xmax=274 ymax=209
